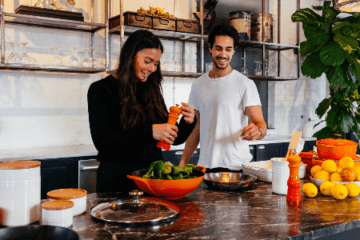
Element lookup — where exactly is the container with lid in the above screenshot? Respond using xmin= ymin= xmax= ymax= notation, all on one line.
xmin=47 ymin=188 xmax=87 ymax=216
xmin=0 ymin=160 xmax=41 ymax=226
xmin=229 ymin=11 xmax=251 ymax=40
xmin=251 ymin=13 xmax=273 ymax=42
xmin=41 ymin=200 xmax=74 ymax=228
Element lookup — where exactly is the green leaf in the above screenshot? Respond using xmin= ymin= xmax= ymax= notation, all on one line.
xmin=348 ymin=55 xmax=360 ymax=81
xmin=304 ymin=25 xmax=329 ymax=45
xmin=326 ymin=64 xmax=350 ymax=88
xmin=322 ymin=3 xmax=339 ymax=20
xmin=319 ymin=42 xmax=345 ymax=66
xmin=299 ymin=41 xmax=325 ymax=56
xmin=316 ymin=98 xmax=331 ymax=118
xmin=334 ymin=34 xmax=359 ymax=54
xmin=291 ymin=8 xmax=324 ymax=25
xmin=339 ymin=113 xmax=354 ymax=133
xmin=301 ymin=52 xmax=329 ymax=78
xmin=326 ymin=108 xmax=339 ymax=128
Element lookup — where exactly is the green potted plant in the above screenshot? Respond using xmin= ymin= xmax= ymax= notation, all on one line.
xmin=291 ymin=0 xmax=360 ymax=141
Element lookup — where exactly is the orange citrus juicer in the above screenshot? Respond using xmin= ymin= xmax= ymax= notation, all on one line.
xmin=156 ymin=104 xmax=182 ymax=151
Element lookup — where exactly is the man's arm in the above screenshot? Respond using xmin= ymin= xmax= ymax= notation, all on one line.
xmin=179 ymin=110 xmax=200 ymax=167
xmin=240 ymin=105 xmax=267 ymax=141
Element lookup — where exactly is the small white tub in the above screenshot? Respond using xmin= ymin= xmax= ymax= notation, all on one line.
xmin=41 ymin=200 xmax=74 ymax=228
xmin=47 ymin=188 xmax=87 ymax=216
xmin=0 ymin=161 xmax=41 ymax=226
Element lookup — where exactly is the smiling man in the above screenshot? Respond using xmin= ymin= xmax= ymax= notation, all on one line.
xmin=179 ymin=23 xmax=267 ymax=172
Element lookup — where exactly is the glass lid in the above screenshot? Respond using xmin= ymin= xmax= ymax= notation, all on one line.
xmin=90 ymin=190 xmax=180 ymax=226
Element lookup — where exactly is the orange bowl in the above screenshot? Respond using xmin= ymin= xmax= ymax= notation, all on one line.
xmin=127 ymin=166 xmax=206 ymax=200
xmin=317 ymin=138 xmax=358 ymax=160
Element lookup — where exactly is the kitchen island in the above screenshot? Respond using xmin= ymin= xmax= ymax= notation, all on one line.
xmin=71 ymin=179 xmax=360 ymax=240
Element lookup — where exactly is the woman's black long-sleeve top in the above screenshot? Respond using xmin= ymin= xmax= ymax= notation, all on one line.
xmin=87 ymin=75 xmax=197 ymax=167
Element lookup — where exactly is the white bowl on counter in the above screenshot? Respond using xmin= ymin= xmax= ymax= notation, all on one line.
xmin=242 ymin=159 xmax=307 ymax=183
xmin=310 ymin=177 xmax=360 ymax=188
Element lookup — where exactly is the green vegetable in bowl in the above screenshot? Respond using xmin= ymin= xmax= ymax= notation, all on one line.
xmin=142 ymin=160 xmax=197 ymax=179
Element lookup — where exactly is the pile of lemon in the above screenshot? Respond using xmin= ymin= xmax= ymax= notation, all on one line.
xmin=302 ymin=157 xmax=360 ymax=200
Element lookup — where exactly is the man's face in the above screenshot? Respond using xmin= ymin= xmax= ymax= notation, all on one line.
xmin=209 ymin=35 xmax=235 ymax=71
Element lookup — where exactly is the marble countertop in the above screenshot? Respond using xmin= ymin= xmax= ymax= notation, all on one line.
xmin=0 ymin=135 xmax=317 ymax=162
xmin=65 ymin=179 xmax=360 ymax=240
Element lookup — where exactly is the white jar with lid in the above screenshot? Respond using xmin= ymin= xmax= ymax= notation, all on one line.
xmin=41 ymin=200 xmax=74 ymax=228
xmin=0 ymin=160 xmax=41 ymax=226
xmin=47 ymin=188 xmax=87 ymax=216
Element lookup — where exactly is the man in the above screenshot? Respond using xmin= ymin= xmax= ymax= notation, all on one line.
xmin=179 ymin=23 xmax=267 ymax=172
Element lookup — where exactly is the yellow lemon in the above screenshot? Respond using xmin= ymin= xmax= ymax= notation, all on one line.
xmin=320 ymin=181 xmax=335 ymax=196
xmin=345 ymin=183 xmax=360 ymax=197
xmin=311 ymin=165 xmax=322 ymax=177
xmin=339 ymin=157 xmax=354 ymax=169
xmin=353 ymin=166 xmax=360 ymax=181
xmin=331 ymin=184 xmax=348 ymax=200
xmin=336 ymin=167 xmax=343 ymax=174
xmin=302 ymin=182 xmax=318 ymax=197
xmin=330 ymin=172 xmax=342 ymax=182
xmin=314 ymin=170 xmax=330 ymax=181
xmin=321 ymin=160 xmax=337 ymax=173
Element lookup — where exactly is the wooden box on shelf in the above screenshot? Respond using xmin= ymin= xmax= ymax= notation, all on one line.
xmin=152 ymin=16 xmax=176 ymax=31
xmin=176 ymin=19 xmax=199 ymax=33
xmin=109 ymin=12 xmax=152 ymax=30
xmin=15 ymin=5 xmax=84 ymax=21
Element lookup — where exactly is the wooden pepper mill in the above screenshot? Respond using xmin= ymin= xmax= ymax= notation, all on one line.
xmin=287 ymin=150 xmax=302 ymax=203
xmin=156 ymin=104 xmax=182 ymax=151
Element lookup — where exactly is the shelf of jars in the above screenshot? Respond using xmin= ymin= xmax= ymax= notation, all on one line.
xmin=109 ymin=25 xmax=202 ymax=42
xmin=1 ymin=12 xmax=106 ymax=32
xmin=106 ymin=69 xmax=202 ymax=78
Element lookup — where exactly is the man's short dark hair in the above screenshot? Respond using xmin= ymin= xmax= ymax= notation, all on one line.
xmin=208 ymin=23 xmax=239 ymax=49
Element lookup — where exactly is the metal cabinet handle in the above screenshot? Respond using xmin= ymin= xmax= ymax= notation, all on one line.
xmin=81 ymin=166 xmax=99 ymax=171
xmin=249 ymin=146 xmax=254 ymax=150
xmin=175 ymin=150 xmax=197 ymax=155
xmin=258 ymin=145 xmax=265 ymax=150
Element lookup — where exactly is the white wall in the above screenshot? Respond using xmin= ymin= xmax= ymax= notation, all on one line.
xmin=267 ymin=0 xmax=327 ymax=137
xmin=0 ymin=0 xmax=327 ymax=151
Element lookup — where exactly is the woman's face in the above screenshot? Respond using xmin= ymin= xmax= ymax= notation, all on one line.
xmin=133 ymin=48 xmax=162 ymax=82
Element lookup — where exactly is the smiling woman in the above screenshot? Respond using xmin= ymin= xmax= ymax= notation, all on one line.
xmin=87 ymin=30 xmax=197 ymax=194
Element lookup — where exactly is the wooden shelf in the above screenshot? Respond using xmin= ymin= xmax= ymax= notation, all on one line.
xmin=0 ymin=63 xmax=106 ymax=74
xmin=110 ymin=25 xmax=202 ymax=42
xmin=3 ymin=12 xmax=106 ymax=32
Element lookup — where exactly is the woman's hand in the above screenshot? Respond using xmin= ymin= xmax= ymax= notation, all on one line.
xmin=181 ymin=102 xmax=195 ymax=124
xmin=152 ymin=124 xmax=178 ymax=144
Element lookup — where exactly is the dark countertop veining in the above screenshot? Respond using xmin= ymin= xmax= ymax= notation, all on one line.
xmin=69 ymin=179 xmax=360 ymax=240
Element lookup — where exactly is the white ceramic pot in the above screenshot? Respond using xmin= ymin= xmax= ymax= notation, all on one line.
xmin=47 ymin=189 xmax=87 ymax=216
xmin=41 ymin=200 xmax=74 ymax=228
xmin=271 ymin=158 xmax=306 ymax=195
xmin=0 ymin=161 xmax=41 ymax=227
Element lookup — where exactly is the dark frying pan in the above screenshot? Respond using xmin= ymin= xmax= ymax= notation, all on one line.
xmin=0 ymin=225 xmax=79 ymax=240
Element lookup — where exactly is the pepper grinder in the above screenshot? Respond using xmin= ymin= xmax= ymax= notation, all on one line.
xmin=156 ymin=104 xmax=182 ymax=151
xmin=287 ymin=150 xmax=302 ymax=203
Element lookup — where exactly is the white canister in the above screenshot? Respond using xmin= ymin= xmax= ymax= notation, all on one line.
xmin=0 ymin=160 xmax=41 ymax=227
xmin=271 ymin=158 xmax=291 ymax=195
xmin=47 ymin=188 xmax=87 ymax=216
xmin=41 ymin=200 xmax=74 ymax=228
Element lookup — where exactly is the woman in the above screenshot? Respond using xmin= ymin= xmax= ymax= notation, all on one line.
xmin=87 ymin=30 xmax=197 ymax=194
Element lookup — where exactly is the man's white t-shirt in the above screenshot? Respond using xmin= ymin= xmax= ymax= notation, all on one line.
xmin=188 ymin=70 xmax=261 ymax=170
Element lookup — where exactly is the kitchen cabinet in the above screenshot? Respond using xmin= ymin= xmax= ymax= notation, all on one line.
xmin=162 ymin=148 xmax=200 ymax=166
xmin=37 ymin=155 xmax=96 ymax=199
xmin=252 ymin=142 xmax=284 ymax=162
xmin=0 ymin=0 xmax=106 ymax=73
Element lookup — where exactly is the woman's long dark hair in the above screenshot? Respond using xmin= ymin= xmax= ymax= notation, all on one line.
xmin=116 ymin=30 xmax=168 ymax=130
